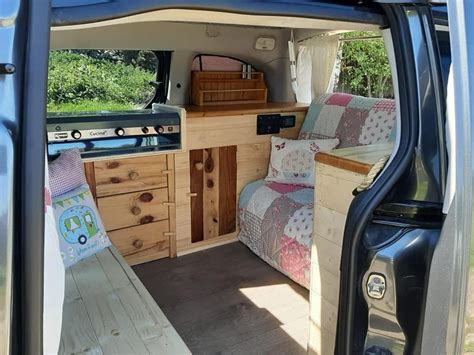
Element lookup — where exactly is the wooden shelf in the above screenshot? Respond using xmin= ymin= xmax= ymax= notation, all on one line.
xmin=191 ymin=70 xmax=268 ymax=106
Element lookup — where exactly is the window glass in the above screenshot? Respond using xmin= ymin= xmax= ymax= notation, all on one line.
xmin=333 ymin=31 xmax=393 ymax=98
xmin=47 ymin=49 xmax=158 ymax=112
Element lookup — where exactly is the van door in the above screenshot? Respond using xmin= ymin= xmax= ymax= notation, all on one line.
xmin=0 ymin=1 xmax=51 ymax=354
xmin=336 ymin=3 xmax=450 ymax=354
xmin=420 ymin=1 xmax=474 ymax=354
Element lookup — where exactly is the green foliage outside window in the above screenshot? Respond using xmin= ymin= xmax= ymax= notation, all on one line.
xmin=335 ymin=31 xmax=393 ymax=98
xmin=47 ymin=50 xmax=157 ymax=112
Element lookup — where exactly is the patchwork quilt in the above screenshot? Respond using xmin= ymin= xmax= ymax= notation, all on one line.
xmin=238 ymin=93 xmax=397 ymax=289
xmin=238 ymin=180 xmax=314 ymax=288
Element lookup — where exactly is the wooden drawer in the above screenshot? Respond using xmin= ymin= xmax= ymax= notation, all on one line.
xmin=108 ymin=221 xmax=170 ymax=265
xmin=94 ymin=155 xmax=170 ymax=197
xmin=98 ymin=188 xmax=169 ymax=231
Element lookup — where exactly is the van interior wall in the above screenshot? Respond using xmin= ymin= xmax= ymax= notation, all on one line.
xmin=50 ymin=22 xmax=306 ymax=104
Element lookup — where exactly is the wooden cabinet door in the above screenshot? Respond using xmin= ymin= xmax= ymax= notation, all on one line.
xmin=190 ymin=146 xmax=237 ymax=242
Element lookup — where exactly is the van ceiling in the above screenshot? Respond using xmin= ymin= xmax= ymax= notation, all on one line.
xmin=51 ymin=1 xmax=386 ymax=27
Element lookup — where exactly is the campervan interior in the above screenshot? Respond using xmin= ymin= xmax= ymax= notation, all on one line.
xmin=45 ymin=9 xmax=398 ymax=354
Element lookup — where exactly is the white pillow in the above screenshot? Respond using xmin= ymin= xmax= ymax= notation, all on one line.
xmin=265 ymin=136 xmax=339 ymax=187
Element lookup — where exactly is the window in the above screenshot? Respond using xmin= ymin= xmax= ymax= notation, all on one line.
xmin=47 ymin=49 xmax=159 ymax=112
xmin=333 ymin=31 xmax=393 ymax=98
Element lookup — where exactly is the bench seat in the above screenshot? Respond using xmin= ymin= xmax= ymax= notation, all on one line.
xmin=59 ymin=246 xmax=190 ymax=355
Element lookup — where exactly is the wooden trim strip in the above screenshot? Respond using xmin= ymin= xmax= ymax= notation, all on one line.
xmin=184 ymin=102 xmax=308 ymax=118
xmin=315 ymin=152 xmax=374 ymax=175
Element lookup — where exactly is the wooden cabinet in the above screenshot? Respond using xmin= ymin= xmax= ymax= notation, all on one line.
xmin=84 ymin=154 xmax=176 ymax=265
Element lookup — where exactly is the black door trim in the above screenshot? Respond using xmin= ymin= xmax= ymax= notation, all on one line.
xmin=16 ymin=1 xmax=51 ymax=354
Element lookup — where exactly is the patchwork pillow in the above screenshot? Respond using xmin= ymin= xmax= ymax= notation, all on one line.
xmin=48 ymin=149 xmax=87 ymax=198
xmin=265 ymin=136 xmax=339 ymax=187
xmin=52 ymin=185 xmax=111 ymax=268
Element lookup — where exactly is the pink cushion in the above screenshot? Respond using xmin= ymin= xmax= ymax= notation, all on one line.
xmin=48 ymin=149 xmax=87 ymax=198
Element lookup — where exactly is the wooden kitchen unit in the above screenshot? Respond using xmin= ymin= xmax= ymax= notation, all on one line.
xmin=308 ymin=143 xmax=393 ymax=355
xmin=82 ymin=102 xmax=308 ymax=264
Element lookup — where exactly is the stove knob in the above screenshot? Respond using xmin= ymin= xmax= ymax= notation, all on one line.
xmin=71 ymin=130 xmax=82 ymax=140
xmin=154 ymin=125 xmax=164 ymax=134
xmin=142 ymin=127 xmax=150 ymax=134
xmin=115 ymin=127 xmax=125 ymax=136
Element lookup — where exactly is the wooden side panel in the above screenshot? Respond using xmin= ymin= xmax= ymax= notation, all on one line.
xmin=166 ymin=154 xmax=177 ymax=258
xmin=83 ymin=162 xmax=97 ymax=201
xmin=202 ymin=148 xmax=220 ymax=239
xmin=236 ymin=142 xmax=271 ymax=196
xmin=187 ymin=112 xmax=305 ymax=150
xmin=94 ymin=155 xmax=168 ymax=197
xmin=189 ymin=149 xmax=204 ymax=243
xmin=175 ymin=153 xmax=192 ymax=251
xmin=309 ymin=163 xmax=365 ymax=355
xmin=98 ymin=188 xmax=169 ymax=231
xmin=219 ymin=146 xmax=237 ymax=235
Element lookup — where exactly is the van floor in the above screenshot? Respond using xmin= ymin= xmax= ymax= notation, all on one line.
xmin=133 ymin=242 xmax=309 ymax=354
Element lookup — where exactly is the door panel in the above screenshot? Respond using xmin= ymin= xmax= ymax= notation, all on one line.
xmin=1 ymin=0 xmax=51 ymax=353
xmin=337 ymin=4 xmax=448 ymax=354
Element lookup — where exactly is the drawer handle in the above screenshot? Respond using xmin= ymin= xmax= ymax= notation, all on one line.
xmin=162 ymin=201 xmax=175 ymax=206
xmin=133 ymin=239 xmax=144 ymax=249
xmin=186 ymin=192 xmax=198 ymax=197
xmin=139 ymin=192 xmax=154 ymax=202
xmin=131 ymin=206 xmax=142 ymax=215
xmin=110 ymin=177 xmax=121 ymax=184
xmin=107 ymin=161 xmax=120 ymax=169
xmin=194 ymin=162 xmax=204 ymax=171
xmin=140 ymin=215 xmax=154 ymax=224
xmin=163 ymin=232 xmax=176 ymax=237
xmin=129 ymin=171 xmax=139 ymax=180
xmin=161 ymin=169 xmax=173 ymax=175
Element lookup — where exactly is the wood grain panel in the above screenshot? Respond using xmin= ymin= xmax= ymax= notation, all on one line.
xmin=107 ymin=221 xmax=170 ymax=266
xmin=185 ymin=102 xmax=308 ymax=118
xmin=189 ymin=149 xmax=204 ymax=243
xmin=313 ymin=204 xmax=347 ymax=247
xmin=60 ymin=247 xmax=190 ymax=354
xmin=94 ymin=155 xmax=168 ymax=197
xmin=309 ymin=160 xmax=368 ymax=355
xmin=83 ymin=162 xmax=97 ymax=201
xmin=236 ymin=142 xmax=271 ymax=195
xmin=314 ymin=143 xmax=393 ymax=174
xmin=98 ymin=188 xmax=169 ymax=231
xmin=186 ymin=111 xmax=305 ymax=150
xmin=203 ymin=148 xmax=220 ymax=239
xmin=219 ymin=146 xmax=237 ymax=235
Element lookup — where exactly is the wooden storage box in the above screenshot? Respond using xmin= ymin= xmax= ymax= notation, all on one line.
xmin=191 ymin=71 xmax=268 ymax=106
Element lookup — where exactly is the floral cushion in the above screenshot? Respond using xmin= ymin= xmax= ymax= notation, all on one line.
xmin=298 ymin=93 xmax=396 ymax=148
xmin=265 ymin=136 xmax=339 ymax=187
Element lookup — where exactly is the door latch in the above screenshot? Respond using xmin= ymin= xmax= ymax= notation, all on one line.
xmin=0 ymin=63 xmax=16 ymax=75
xmin=367 ymin=273 xmax=386 ymax=299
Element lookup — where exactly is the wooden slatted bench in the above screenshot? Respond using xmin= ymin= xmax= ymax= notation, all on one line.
xmin=60 ymin=246 xmax=190 ymax=355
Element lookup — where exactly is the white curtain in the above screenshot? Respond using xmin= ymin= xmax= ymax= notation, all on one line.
xmin=291 ymin=34 xmax=340 ymax=103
